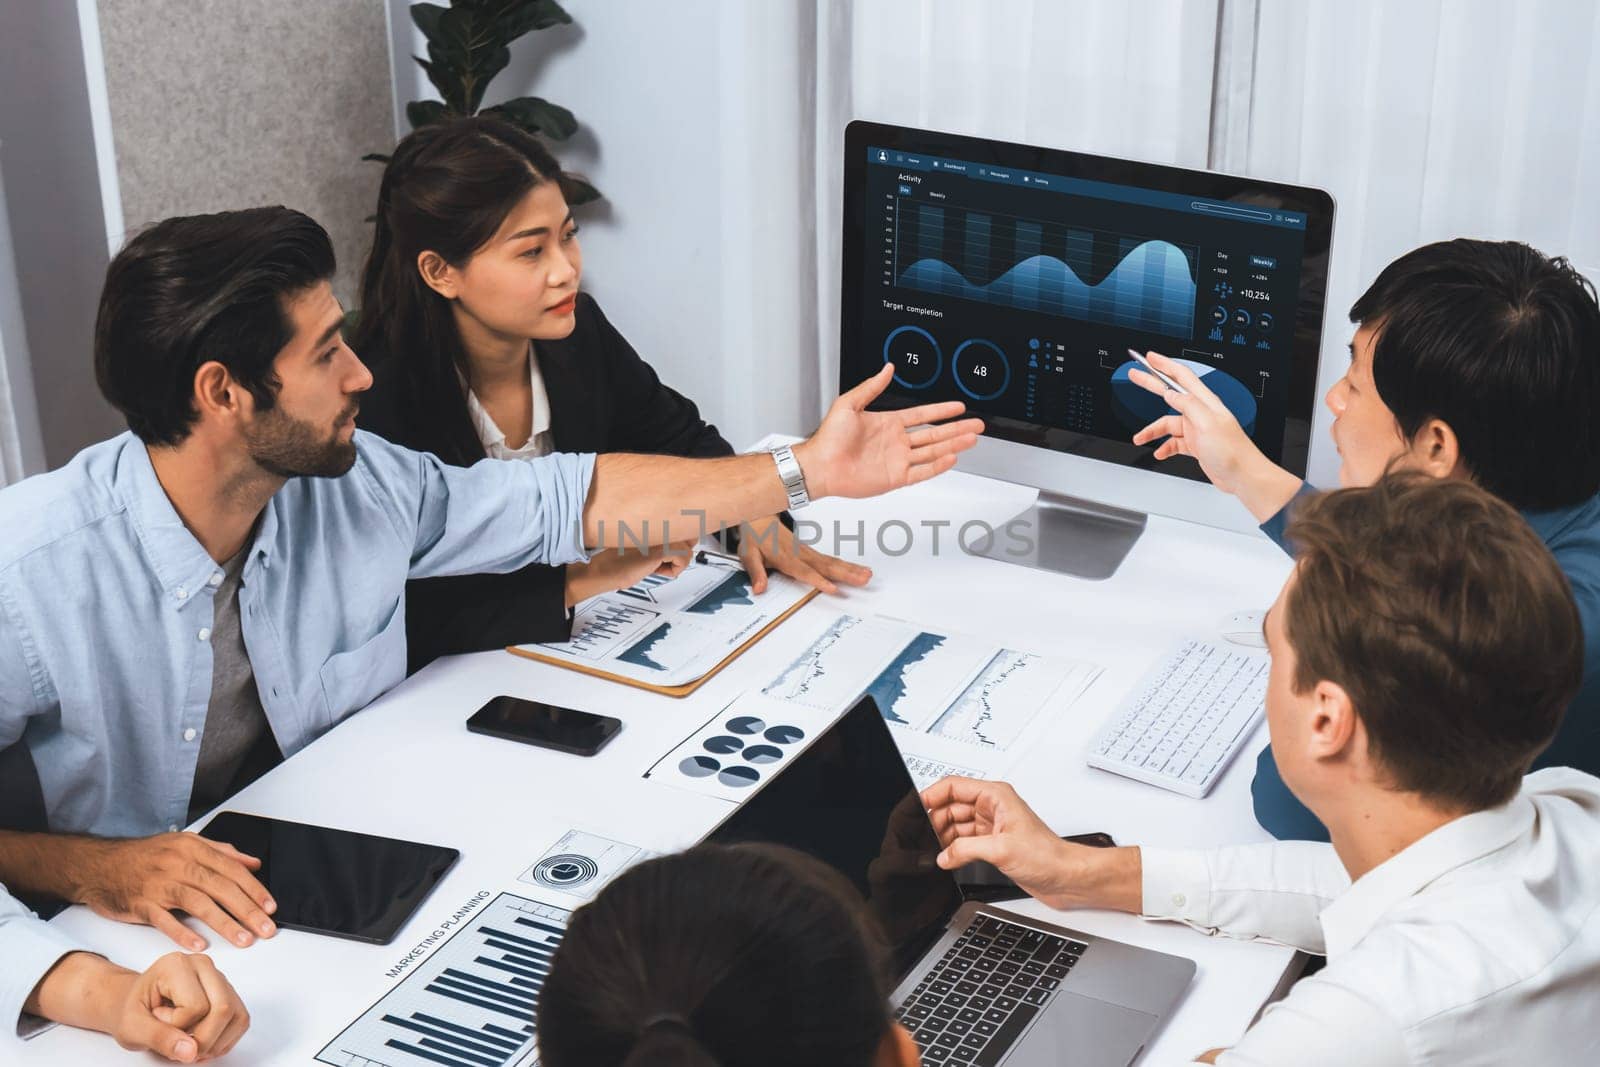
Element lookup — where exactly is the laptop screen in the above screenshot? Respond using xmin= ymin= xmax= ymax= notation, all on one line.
xmin=706 ymin=695 xmax=965 ymax=977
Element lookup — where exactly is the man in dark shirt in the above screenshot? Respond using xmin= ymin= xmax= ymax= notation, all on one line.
xmin=1126 ymin=239 xmax=1600 ymax=840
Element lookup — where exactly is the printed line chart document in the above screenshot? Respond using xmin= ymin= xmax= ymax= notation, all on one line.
xmin=762 ymin=613 xmax=1104 ymax=787
xmin=508 ymin=556 xmax=817 ymax=695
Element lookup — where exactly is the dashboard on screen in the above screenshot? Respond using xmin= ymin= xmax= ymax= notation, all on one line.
xmin=840 ymin=121 xmax=1335 ymax=481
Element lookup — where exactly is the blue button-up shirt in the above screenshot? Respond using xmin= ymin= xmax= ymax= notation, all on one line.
xmin=0 ymin=430 xmax=593 ymax=837
xmin=0 ymin=429 xmax=596 ymax=1035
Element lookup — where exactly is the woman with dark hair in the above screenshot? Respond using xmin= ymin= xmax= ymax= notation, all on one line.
xmin=537 ymin=843 xmax=921 ymax=1067
xmin=355 ymin=116 xmax=869 ymax=672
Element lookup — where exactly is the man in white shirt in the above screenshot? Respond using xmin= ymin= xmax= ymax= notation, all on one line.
xmin=924 ymin=473 xmax=1600 ymax=1065
xmin=1 ymin=881 xmax=245 ymax=1061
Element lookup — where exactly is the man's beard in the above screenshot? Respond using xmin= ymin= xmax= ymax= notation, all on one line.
xmin=245 ymin=403 xmax=357 ymax=479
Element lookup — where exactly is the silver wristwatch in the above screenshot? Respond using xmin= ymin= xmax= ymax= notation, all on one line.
xmin=769 ymin=444 xmax=811 ymax=510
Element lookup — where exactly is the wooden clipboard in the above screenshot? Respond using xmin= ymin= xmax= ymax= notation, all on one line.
xmin=505 ymin=586 xmax=820 ymax=698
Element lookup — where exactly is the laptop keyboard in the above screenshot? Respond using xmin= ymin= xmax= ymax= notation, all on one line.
xmin=893 ymin=914 xmax=1085 ymax=1065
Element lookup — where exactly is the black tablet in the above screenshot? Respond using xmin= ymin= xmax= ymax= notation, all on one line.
xmin=199 ymin=811 xmax=460 ymax=945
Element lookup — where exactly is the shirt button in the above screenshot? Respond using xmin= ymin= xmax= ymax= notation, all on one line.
xmin=168 ymin=824 xmax=179 ymax=833
xmin=198 ymin=627 xmax=212 ymax=642
xmin=183 ymin=728 xmax=197 ymax=742
xmin=1172 ymin=892 xmax=1188 ymax=909
xmin=208 ymin=572 xmax=223 ymax=587
xmin=175 ymin=587 xmax=187 ymax=600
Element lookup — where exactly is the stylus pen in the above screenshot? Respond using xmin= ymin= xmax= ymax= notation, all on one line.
xmin=1127 ymin=348 xmax=1188 ymax=396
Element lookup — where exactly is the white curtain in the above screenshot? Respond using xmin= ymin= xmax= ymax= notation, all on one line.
xmin=809 ymin=0 xmax=1223 ymax=416
xmin=0 ymin=143 xmax=46 ymax=486
xmin=1223 ymin=0 xmax=1600 ymax=485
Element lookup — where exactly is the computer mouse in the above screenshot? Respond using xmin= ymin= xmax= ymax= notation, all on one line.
xmin=1219 ymin=610 xmax=1268 ymax=648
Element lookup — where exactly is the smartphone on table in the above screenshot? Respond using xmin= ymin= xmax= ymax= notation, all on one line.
xmin=466 ymin=695 xmax=621 ymax=756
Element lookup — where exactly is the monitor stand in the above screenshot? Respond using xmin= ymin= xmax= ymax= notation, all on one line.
xmin=967 ymin=489 xmax=1147 ymax=581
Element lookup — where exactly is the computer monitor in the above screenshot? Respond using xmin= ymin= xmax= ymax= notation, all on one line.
xmin=840 ymin=121 xmax=1336 ymax=578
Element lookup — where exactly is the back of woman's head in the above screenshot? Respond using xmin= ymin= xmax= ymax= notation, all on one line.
xmin=538 ymin=843 xmax=898 ymax=1067
xmin=352 ymin=115 xmax=565 ymax=457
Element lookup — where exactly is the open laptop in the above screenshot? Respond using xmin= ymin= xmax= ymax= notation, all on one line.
xmin=706 ymin=695 xmax=1194 ymax=1066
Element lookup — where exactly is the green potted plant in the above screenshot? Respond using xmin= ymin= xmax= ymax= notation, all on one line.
xmin=368 ymin=0 xmax=600 ymax=204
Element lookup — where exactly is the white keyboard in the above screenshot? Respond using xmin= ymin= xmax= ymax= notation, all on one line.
xmin=1086 ymin=638 xmax=1269 ymax=798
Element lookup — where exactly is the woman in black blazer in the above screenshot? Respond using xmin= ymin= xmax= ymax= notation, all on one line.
xmin=354 ymin=116 xmax=869 ymax=674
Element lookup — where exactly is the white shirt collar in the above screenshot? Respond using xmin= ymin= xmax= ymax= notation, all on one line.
xmin=460 ymin=345 xmax=554 ymax=459
xmin=1319 ymin=792 xmax=1536 ymax=957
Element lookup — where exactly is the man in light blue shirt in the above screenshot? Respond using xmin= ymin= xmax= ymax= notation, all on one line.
xmin=0 ymin=206 xmax=981 ymax=1052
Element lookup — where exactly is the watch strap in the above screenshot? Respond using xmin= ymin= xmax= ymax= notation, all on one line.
xmin=769 ymin=444 xmax=810 ymax=510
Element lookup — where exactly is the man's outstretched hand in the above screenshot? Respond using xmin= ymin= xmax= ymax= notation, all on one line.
xmin=795 ymin=364 xmax=984 ymax=500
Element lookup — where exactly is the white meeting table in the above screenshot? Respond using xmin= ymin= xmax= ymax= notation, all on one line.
xmin=22 ymin=463 xmax=1301 ymax=1066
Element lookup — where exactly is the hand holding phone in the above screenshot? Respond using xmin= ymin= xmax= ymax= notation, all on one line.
xmin=466 ymin=696 xmax=621 ymax=756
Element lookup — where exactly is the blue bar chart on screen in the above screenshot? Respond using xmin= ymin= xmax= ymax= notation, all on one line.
xmin=317 ymin=895 xmax=569 ymax=1067
xmin=894 ymin=203 xmax=1199 ymax=340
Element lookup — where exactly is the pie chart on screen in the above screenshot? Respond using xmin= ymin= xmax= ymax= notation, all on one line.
xmin=1110 ymin=358 xmax=1258 ymax=437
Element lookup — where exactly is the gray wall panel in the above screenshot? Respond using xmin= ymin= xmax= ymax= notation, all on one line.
xmin=98 ymin=0 xmax=394 ymax=304
xmin=0 ymin=4 xmax=124 ymax=469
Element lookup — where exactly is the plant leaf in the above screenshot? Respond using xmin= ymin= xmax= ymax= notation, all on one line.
xmin=561 ymin=173 xmax=602 ymax=206
xmin=488 ymin=95 xmax=578 ymax=139
xmin=465 ymin=45 xmax=512 ymax=113
xmin=496 ymin=0 xmax=573 ymax=40
xmin=430 ymin=6 xmax=510 ymax=114
xmin=416 ymin=57 xmax=467 ymax=113
xmin=408 ymin=2 xmax=449 ymax=40
xmin=406 ymin=99 xmax=452 ymax=129
xmin=458 ymin=0 xmax=525 ymax=19
xmin=456 ymin=0 xmax=570 ymax=34
xmin=431 ymin=6 xmax=499 ymax=69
